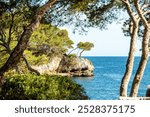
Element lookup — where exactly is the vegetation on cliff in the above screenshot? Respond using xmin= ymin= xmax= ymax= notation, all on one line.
xmin=58 ymin=55 xmax=94 ymax=77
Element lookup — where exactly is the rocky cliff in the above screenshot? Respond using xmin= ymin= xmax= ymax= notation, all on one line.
xmin=57 ymin=55 xmax=94 ymax=77
xmin=32 ymin=55 xmax=94 ymax=77
xmin=32 ymin=56 xmax=62 ymax=74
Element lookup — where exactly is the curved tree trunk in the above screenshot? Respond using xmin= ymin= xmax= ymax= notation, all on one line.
xmin=129 ymin=0 xmax=150 ymax=97
xmin=120 ymin=0 xmax=139 ymax=97
xmin=0 ymin=0 xmax=57 ymax=85
xmin=120 ymin=23 xmax=138 ymax=97
xmin=68 ymin=47 xmax=78 ymax=55
xmin=79 ymin=49 xmax=85 ymax=58
xmin=130 ymin=27 xmax=150 ymax=97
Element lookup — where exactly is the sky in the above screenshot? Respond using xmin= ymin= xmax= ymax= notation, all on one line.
xmin=64 ymin=22 xmax=142 ymax=56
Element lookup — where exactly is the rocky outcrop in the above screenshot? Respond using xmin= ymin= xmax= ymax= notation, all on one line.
xmin=31 ymin=55 xmax=94 ymax=77
xmin=32 ymin=56 xmax=62 ymax=74
xmin=57 ymin=55 xmax=94 ymax=77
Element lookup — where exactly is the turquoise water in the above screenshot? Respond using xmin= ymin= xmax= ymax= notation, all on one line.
xmin=74 ymin=57 xmax=150 ymax=100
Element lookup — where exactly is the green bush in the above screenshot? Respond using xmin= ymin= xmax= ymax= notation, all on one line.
xmin=68 ymin=54 xmax=77 ymax=58
xmin=0 ymin=74 xmax=88 ymax=100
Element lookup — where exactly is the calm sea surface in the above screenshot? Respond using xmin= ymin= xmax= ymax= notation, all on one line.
xmin=73 ymin=57 xmax=150 ymax=100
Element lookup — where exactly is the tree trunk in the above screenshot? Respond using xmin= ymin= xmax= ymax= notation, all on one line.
xmin=120 ymin=23 xmax=138 ymax=97
xmin=68 ymin=47 xmax=78 ymax=55
xmin=130 ymin=27 xmax=150 ymax=97
xmin=79 ymin=49 xmax=85 ymax=58
xmin=120 ymin=0 xmax=139 ymax=97
xmin=0 ymin=0 xmax=57 ymax=83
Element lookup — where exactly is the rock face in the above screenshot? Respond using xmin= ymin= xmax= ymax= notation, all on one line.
xmin=31 ymin=55 xmax=94 ymax=77
xmin=32 ymin=56 xmax=62 ymax=74
xmin=57 ymin=55 xmax=94 ymax=77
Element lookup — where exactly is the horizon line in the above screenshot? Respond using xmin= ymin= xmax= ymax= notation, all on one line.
xmin=83 ymin=55 xmax=142 ymax=57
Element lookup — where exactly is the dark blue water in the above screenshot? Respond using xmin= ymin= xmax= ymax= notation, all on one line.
xmin=74 ymin=57 xmax=150 ymax=100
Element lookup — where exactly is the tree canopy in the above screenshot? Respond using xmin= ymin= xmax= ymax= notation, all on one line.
xmin=0 ymin=6 xmax=74 ymax=71
xmin=77 ymin=42 xmax=94 ymax=57
xmin=0 ymin=0 xmax=121 ymax=75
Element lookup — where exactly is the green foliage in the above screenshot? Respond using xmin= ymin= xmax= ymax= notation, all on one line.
xmin=0 ymin=3 xmax=74 ymax=69
xmin=0 ymin=53 xmax=9 ymax=68
xmin=0 ymin=0 xmax=34 ymax=68
xmin=26 ymin=24 xmax=74 ymax=65
xmin=49 ymin=0 xmax=121 ymax=31
xmin=77 ymin=41 xmax=94 ymax=57
xmin=77 ymin=42 xmax=94 ymax=51
xmin=0 ymin=74 xmax=88 ymax=100
xmin=30 ymin=24 xmax=74 ymax=55
xmin=68 ymin=54 xmax=77 ymax=58
xmin=70 ymin=0 xmax=96 ymax=12
xmin=24 ymin=50 xmax=49 ymax=66
xmin=67 ymin=42 xmax=94 ymax=57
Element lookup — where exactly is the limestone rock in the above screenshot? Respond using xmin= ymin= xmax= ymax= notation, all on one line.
xmin=31 ymin=55 xmax=94 ymax=77
xmin=57 ymin=55 xmax=94 ymax=77
xmin=32 ymin=56 xmax=61 ymax=74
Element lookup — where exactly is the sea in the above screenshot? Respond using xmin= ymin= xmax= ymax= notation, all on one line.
xmin=73 ymin=57 xmax=150 ymax=100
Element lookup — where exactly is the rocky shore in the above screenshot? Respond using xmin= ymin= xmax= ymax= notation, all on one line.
xmin=32 ymin=55 xmax=94 ymax=77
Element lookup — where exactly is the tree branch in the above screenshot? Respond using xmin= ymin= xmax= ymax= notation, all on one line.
xmin=88 ymin=0 xmax=116 ymax=19
xmin=142 ymin=4 xmax=150 ymax=10
xmin=22 ymin=54 xmax=40 ymax=75
xmin=143 ymin=10 xmax=150 ymax=15
xmin=134 ymin=0 xmax=148 ymax=27
xmin=122 ymin=0 xmax=137 ymax=23
xmin=0 ymin=0 xmax=57 ymax=77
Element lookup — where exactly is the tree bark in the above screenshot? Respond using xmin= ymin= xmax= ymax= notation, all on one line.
xmin=129 ymin=0 xmax=150 ymax=97
xmin=120 ymin=0 xmax=139 ymax=97
xmin=130 ymin=27 xmax=150 ymax=97
xmin=0 ymin=0 xmax=57 ymax=83
xmin=120 ymin=23 xmax=138 ymax=97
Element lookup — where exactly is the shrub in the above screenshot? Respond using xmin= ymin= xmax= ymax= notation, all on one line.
xmin=0 ymin=74 xmax=88 ymax=100
xmin=68 ymin=54 xmax=77 ymax=58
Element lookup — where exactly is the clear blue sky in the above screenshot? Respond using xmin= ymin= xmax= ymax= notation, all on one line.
xmin=63 ymin=22 xmax=142 ymax=56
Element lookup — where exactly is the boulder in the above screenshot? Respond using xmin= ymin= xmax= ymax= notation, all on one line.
xmin=57 ymin=55 xmax=94 ymax=77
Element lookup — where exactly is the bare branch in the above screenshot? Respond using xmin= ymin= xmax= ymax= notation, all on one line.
xmin=134 ymin=0 xmax=148 ymax=27
xmin=142 ymin=4 xmax=150 ymax=10
xmin=143 ymin=10 xmax=150 ymax=15
xmin=122 ymin=0 xmax=137 ymax=23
